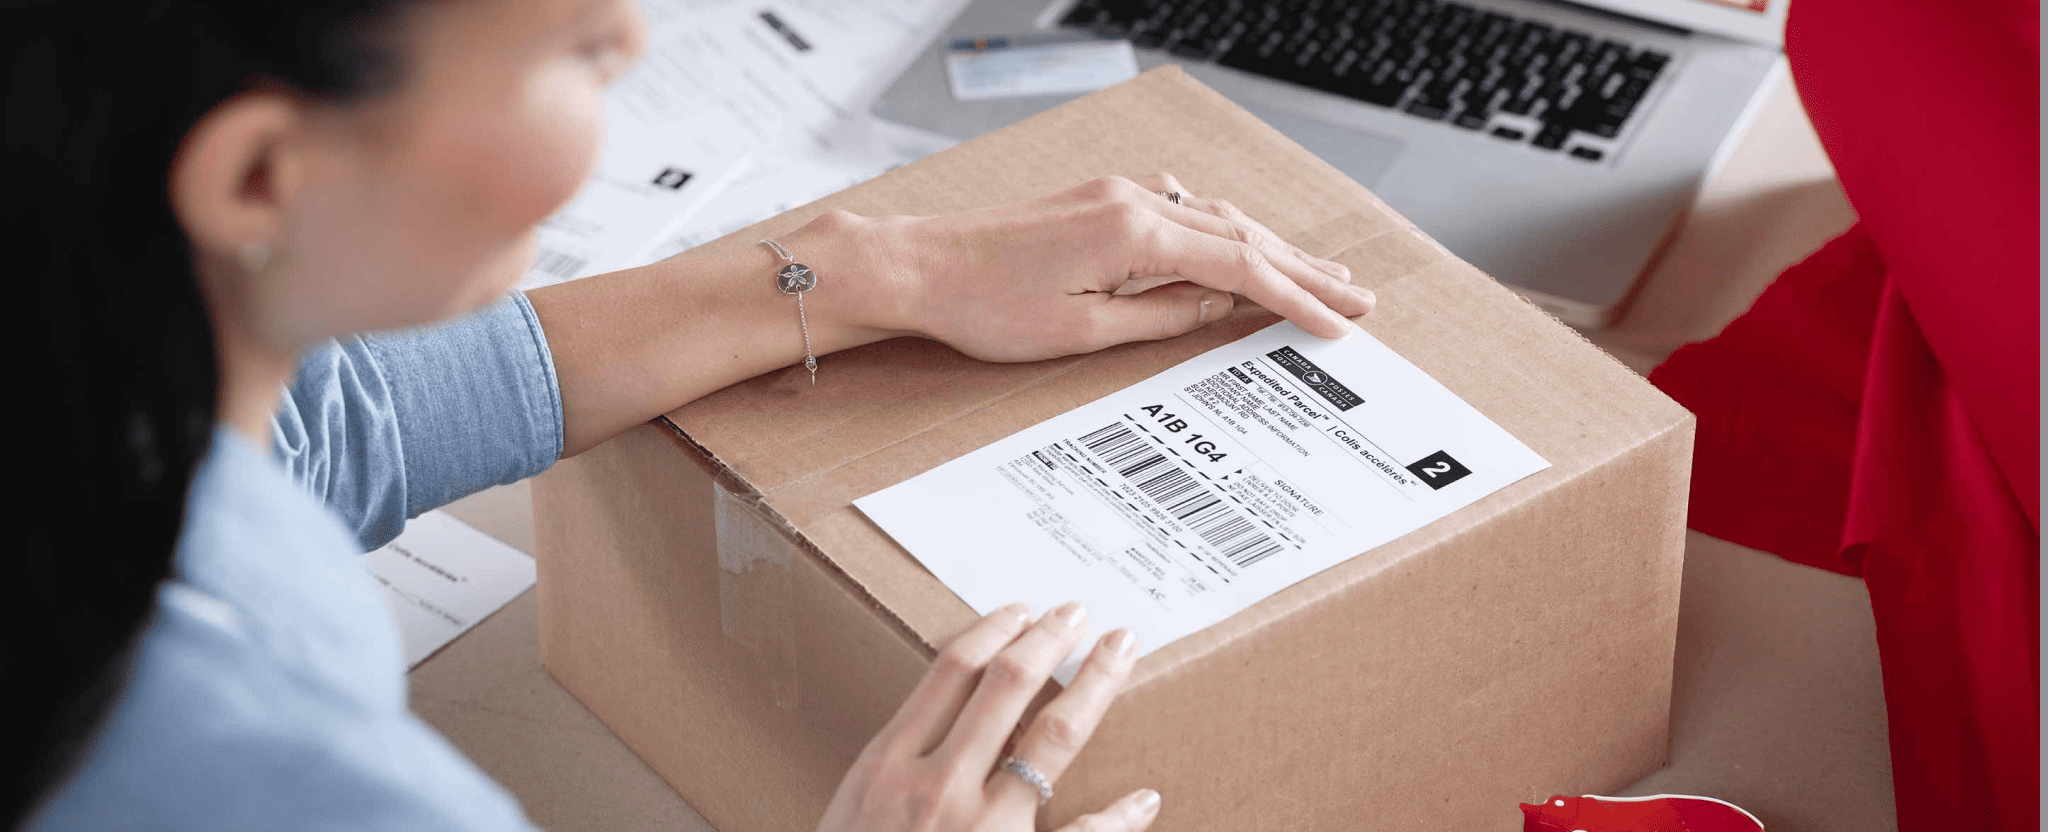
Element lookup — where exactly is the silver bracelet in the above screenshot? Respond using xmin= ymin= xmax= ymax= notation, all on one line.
xmin=758 ymin=238 xmax=819 ymax=385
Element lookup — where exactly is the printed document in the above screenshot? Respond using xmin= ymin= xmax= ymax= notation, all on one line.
xmin=856 ymin=322 xmax=1550 ymax=679
xmin=523 ymin=0 xmax=967 ymax=289
xmin=364 ymin=511 xmax=537 ymax=668
xmin=523 ymin=97 xmax=752 ymax=287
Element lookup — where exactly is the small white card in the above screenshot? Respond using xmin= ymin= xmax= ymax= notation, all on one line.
xmin=946 ymin=39 xmax=1141 ymax=101
xmin=364 ymin=511 xmax=538 ymax=668
xmin=855 ymin=322 xmax=1550 ymax=680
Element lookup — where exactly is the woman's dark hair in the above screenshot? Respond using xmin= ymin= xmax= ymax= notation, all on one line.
xmin=6 ymin=1 xmax=423 ymax=822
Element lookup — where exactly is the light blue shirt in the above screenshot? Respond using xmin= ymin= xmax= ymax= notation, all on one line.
xmin=30 ymin=293 xmax=565 ymax=831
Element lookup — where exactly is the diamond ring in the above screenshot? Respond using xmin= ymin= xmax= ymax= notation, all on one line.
xmin=996 ymin=755 xmax=1053 ymax=806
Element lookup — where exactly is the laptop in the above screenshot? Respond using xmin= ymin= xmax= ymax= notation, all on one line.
xmin=872 ymin=0 xmax=1787 ymax=328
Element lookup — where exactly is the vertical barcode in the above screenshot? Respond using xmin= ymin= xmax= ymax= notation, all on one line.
xmin=531 ymin=248 xmax=590 ymax=280
xmin=1079 ymin=423 xmax=1283 ymax=568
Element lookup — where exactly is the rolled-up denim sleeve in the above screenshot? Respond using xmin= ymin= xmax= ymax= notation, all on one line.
xmin=273 ymin=292 xmax=565 ymax=550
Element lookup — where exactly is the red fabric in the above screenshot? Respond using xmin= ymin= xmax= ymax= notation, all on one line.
xmin=1647 ymin=0 xmax=2039 ymax=828
xmin=1521 ymin=794 xmax=1765 ymax=832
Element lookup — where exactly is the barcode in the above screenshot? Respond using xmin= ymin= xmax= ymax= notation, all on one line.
xmin=531 ymin=248 xmax=590 ymax=280
xmin=1079 ymin=423 xmax=1282 ymax=568
xmin=1080 ymin=422 xmax=1155 ymax=476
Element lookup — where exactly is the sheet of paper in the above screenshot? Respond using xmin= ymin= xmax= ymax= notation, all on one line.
xmin=856 ymin=322 xmax=1551 ymax=680
xmin=364 ymin=511 xmax=538 ymax=669
xmin=946 ymin=40 xmax=1141 ymax=101
xmin=523 ymin=99 xmax=752 ymax=289
xmin=644 ymin=0 xmax=967 ymax=256
xmin=651 ymin=0 xmax=974 ymax=146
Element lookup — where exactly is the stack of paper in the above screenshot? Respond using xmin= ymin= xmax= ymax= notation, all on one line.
xmin=522 ymin=0 xmax=968 ymax=290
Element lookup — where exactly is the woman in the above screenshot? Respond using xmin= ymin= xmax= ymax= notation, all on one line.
xmin=9 ymin=0 xmax=1372 ymax=829
xmin=1650 ymin=0 xmax=2036 ymax=827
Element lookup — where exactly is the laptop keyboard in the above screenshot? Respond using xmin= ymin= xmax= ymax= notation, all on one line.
xmin=1059 ymin=0 xmax=1673 ymax=161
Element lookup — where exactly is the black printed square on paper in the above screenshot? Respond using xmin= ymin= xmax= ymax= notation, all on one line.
xmin=652 ymin=168 xmax=693 ymax=190
xmin=1405 ymin=450 xmax=1472 ymax=490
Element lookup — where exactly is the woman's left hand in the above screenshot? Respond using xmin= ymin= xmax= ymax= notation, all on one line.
xmin=815 ymin=173 xmax=1373 ymax=363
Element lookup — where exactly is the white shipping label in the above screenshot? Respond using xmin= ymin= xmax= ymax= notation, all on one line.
xmin=855 ymin=321 xmax=1550 ymax=680
xmin=946 ymin=40 xmax=1141 ymax=101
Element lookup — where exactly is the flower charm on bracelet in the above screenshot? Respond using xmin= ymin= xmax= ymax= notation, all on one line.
xmin=776 ymin=262 xmax=817 ymax=295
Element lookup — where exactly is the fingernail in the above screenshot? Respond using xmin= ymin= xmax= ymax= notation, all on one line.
xmin=1197 ymin=293 xmax=1232 ymax=323
xmin=1317 ymin=257 xmax=1351 ymax=281
xmin=1134 ymin=789 xmax=1162 ymax=814
xmin=996 ymin=603 xmax=1030 ymax=630
xmin=1104 ymin=628 xmax=1137 ymax=658
xmin=1352 ymin=285 xmax=1376 ymax=309
xmin=1050 ymin=601 xmax=1087 ymax=628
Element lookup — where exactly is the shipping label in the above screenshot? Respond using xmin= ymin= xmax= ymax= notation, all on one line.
xmin=854 ymin=321 xmax=1549 ymax=679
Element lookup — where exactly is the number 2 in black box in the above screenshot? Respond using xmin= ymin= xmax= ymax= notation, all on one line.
xmin=1405 ymin=450 xmax=1472 ymax=490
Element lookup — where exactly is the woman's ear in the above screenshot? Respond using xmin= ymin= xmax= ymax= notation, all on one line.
xmin=167 ymin=91 xmax=308 ymax=267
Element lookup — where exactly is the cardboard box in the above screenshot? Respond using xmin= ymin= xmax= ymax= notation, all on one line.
xmin=533 ymin=67 xmax=1693 ymax=831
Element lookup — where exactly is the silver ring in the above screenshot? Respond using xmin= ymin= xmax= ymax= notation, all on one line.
xmin=997 ymin=756 xmax=1053 ymax=806
xmin=1157 ymin=190 xmax=1182 ymax=205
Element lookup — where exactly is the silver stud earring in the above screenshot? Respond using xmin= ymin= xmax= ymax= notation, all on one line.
xmin=237 ymin=240 xmax=272 ymax=274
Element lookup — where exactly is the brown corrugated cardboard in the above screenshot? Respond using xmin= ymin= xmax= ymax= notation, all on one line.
xmin=532 ymin=66 xmax=1694 ymax=832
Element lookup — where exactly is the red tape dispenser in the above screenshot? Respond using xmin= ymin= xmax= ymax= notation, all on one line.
xmin=1522 ymin=793 xmax=1767 ymax=832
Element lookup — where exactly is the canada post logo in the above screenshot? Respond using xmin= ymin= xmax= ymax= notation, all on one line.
xmin=1265 ymin=347 xmax=1363 ymax=411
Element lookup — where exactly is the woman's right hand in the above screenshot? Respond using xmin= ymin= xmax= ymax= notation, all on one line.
xmin=815 ymin=602 xmax=1159 ymax=832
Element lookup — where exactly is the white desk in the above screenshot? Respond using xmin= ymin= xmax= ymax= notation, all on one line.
xmin=422 ymin=70 xmax=1893 ymax=832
